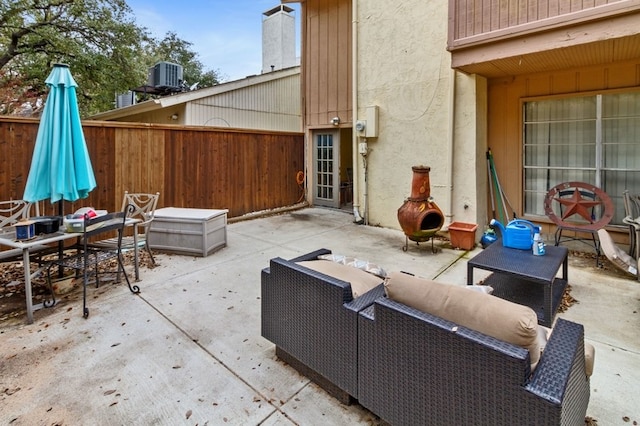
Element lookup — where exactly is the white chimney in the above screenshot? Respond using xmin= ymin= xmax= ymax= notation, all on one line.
xmin=262 ymin=5 xmax=296 ymax=73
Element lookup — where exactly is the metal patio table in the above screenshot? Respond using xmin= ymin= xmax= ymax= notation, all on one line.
xmin=467 ymin=241 xmax=569 ymax=327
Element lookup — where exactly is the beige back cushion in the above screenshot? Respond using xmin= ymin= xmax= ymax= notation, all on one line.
xmin=384 ymin=271 xmax=541 ymax=366
xmin=297 ymin=260 xmax=382 ymax=298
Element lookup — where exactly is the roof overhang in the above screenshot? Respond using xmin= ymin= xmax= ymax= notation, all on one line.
xmin=450 ymin=12 xmax=640 ymax=78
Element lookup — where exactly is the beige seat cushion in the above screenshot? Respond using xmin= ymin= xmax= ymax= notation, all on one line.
xmin=297 ymin=260 xmax=383 ymax=298
xmin=384 ymin=271 xmax=541 ymax=366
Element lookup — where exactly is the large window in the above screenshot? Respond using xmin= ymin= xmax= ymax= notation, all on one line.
xmin=523 ymin=91 xmax=640 ymax=225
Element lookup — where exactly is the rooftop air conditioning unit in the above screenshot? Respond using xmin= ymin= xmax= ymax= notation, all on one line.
xmin=151 ymin=61 xmax=183 ymax=89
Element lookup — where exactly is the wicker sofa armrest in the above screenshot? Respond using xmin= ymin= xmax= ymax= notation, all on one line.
xmin=261 ymin=250 xmax=383 ymax=399
xmin=261 ymin=248 xmax=332 ymax=276
xmin=345 ymin=284 xmax=385 ymax=313
xmin=288 ymin=248 xmax=332 ymax=263
xmin=525 ymin=318 xmax=590 ymax=422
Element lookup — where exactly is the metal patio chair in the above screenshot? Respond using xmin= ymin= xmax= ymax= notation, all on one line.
xmin=0 ymin=200 xmax=46 ymax=264
xmin=622 ymin=190 xmax=640 ymax=260
xmin=90 ymin=192 xmax=159 ymax=281
xmin=0 ymin=199 xmax=36 ymax=229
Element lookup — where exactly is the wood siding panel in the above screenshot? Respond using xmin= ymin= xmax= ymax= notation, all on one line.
xmin=490 ymin=0 xmax=501 ymax=30
xmin=448 ymin=0 xmax=640 ymax=79
xmin=336 ymin=0 xmax=351 ymax=119
xmin=327 ymin=3 xmax=338 ymax=115
xmin=317 ymin=1 xmax=329 ymax=119
xmin=305 ymin=0 xmax=352 ymax=127
xmin=486 ymin=60 xmax=640 ymax=222
xmin=307 ymin=11 xmax=321 ymax=125
xmin=0 ymin=118 xmax=304 ymax=219
xmin=474 ymin=0 xmax=483 ymax=34
xmin=452 ymin=0 xmax=630 ymax=40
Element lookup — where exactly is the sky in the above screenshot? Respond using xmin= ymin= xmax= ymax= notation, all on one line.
xmin=126 ymin=0 xmax=300 ymax=82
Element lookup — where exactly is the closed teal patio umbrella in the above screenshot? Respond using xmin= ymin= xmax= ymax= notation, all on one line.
xmin=23 ymin=64 xmax=96 ymax=205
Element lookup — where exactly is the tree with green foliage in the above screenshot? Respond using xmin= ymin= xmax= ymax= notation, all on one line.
xmin=0 ymin=0 xmax=221 ymax=117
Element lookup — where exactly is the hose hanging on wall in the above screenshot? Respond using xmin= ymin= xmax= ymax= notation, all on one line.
xmin=295 ymin=170 xmax=305 ymax=203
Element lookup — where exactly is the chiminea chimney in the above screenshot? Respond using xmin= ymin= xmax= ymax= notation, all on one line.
xmin=397 ymin=166 xmax=445 ymax=251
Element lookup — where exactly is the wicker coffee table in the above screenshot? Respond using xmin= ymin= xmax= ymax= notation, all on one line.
xmin=467 ymin=242 xmax=569 ymax=327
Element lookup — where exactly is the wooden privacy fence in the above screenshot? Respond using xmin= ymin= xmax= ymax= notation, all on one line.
xmin=0 ymin=117 xmax=305 ymax=218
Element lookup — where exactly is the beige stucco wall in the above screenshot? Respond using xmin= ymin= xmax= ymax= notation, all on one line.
xmin=354 ymin=0 xmax=487 ymax=234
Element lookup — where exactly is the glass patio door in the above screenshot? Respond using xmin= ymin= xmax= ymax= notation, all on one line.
xmin=313 ymin=130 xmax=340 ymax=208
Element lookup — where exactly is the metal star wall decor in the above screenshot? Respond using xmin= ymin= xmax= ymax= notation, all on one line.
xmin=555 ymin=187 xmax=600 ymax=222
xmin=543 ymin=182 xmax=614 ymax=231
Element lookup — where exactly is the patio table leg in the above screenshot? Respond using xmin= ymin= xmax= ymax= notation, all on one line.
xmin=22 ymin=248 xmax=34 ymax=324
xmin=543 ymin=283 xmax=552 ymax=327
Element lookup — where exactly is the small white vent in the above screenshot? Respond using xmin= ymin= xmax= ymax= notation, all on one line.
xmin=116 ymin=91 xmax=135 ymax=108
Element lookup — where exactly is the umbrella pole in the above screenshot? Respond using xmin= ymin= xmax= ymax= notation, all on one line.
xmin=58 ymin=201 xmax=65 ymax=278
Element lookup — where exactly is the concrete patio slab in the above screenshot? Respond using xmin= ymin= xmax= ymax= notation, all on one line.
xmin=0 ymin=290 xmax=274 ymax=425
xmin=1 ymin=207 xmax=639 ymax=425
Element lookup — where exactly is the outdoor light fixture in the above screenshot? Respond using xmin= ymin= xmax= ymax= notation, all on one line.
xmin=171 ymin=114 xmax=178 ymax=120
xmin=331 ymin=116 xmax=340 ymax=126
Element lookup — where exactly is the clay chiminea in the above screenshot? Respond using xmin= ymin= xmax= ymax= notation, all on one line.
xmin=397 ymin=166 xmax=445 ymax=251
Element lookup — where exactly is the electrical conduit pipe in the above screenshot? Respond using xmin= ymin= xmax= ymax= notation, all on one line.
xmin=351 ymin=0 xmax=364 ymax=224
xmin=445 ymin=68 xmax=456 ymax=228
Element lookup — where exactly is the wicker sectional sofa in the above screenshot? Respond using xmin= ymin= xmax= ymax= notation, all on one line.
xmin=261 ymin=250 xmax=592 ymax=425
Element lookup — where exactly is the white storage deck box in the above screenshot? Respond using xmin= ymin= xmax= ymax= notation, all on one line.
xmin=149 ymin=208 xmax=228 ymax=257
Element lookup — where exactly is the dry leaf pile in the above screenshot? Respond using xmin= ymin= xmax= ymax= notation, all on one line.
xmin=558 ymin=284 xmax=577 ymax=313
xmin=0 ymin=249 xmax=157 ymax=323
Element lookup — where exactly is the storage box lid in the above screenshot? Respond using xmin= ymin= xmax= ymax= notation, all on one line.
xmin=154 ymin=207 xmax=228 ymax=220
